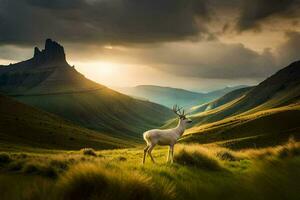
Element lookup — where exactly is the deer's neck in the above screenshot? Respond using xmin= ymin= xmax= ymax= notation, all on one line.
xmin=175 ymin=120 xmax=185 ymax=137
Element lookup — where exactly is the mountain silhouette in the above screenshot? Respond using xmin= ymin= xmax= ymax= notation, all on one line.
xmin=33 ymin=38 xmax=67 ymax=65
xmin=0 ymin=39 xmax=173 ymax=140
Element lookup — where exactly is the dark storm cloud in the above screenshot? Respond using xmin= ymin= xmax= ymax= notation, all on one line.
xmin=0 ymin=0 xmax=211 ymax=46
xmin=1 ymin=0 xmax=300 ymax=45
xmin=1 ymin=0 xmax=300 ymax=81
xmin=237 ymin=0 xmax=300 ymax=31
xmin=126 ymin=41 xmax=276 ymax=79
xmin=27 ymin=0 xmax=84 ymax=9
xmin=277 ymin=31 xmax=300 ymax=65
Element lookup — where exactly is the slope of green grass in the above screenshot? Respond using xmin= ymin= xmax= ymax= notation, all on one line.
xmin=0 ymin=141 xmax=300 ymax=200
xmin=0 ymin=94 xmax=133 ymax=150
xmin=189 ymin=61 xmax=300 ymax=128
xmin=191 ymin=87 xmax=253 ymax=113
xmin=8 ymin=67 xmax=173 ymax=141
xmin=182 ymin=104 xmax=300 ymax=149
xmin=16 ymin=87 xmax=173 ymax=141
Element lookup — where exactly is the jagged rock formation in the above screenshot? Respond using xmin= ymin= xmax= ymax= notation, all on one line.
xmin=0 ymin=39 xmax=95 ymax=94
xmin=32 ymin=39 xmax=67 ymax=66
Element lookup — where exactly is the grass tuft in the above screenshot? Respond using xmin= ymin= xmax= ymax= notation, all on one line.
xmin=80 ymin=148 xmax=97 ymax=157
xmin=0 ymin=153 xmax=11 ymax=164
xmin=57 ymin=163 xmax=175 ymax=200
xmin=277 ymin=137 xmax=300 ymax=158
xmin=245 ymin=137 xmax=300 ymax=160
xmin=117 ymin=156 xmax=127 ymax=161
xmin=174 ymin=145 xmax=223 ymax=170
xmin=22 ymin=162 xmax=58 ymax=178
xmin=216 ymin=149 xmax=239 ymax=161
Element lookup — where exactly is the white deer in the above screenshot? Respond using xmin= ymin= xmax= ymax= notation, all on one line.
xmin=143 ymin=105 xmax=192 ymax=164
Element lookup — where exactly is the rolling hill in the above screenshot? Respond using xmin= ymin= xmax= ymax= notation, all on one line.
xmin=181 ymin=61 xmax=300 ymax=148
xmin=190 ymin=86 xmax=253 ymax=113
xmin=0 ymin=39 xmax=173 ymax=141
xmin=0 ymin=94 xmax=131 ymax=150
xmin=116 ymin=85 xmax=247 ymax=108
xmin=182 ymin=104 xmax=300 ymax=149
xmin=188 ymin=61 xmax=300 ymax=126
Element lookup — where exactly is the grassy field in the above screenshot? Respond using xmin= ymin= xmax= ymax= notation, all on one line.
xmin=0 ymin=139 xmax=300 ymax=200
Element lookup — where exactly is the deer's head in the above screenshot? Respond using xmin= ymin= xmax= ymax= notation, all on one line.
xmin=172 ymin=104 xmax=192 ymax=124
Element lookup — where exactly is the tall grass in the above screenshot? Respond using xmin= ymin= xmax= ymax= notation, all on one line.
xmin=0 ymin=153 xmax=11 ymax=164
xmin=0 ymin=140 xmax=300 ymax=200
xmin=57 ymin=163 xmax=175 ymax=200
xmin=244 ymin=136 xmax=300 ymax=159
xmin=80 ymin=148 xmax=97 ymax=157
xmin=174 ymin=145 xmax=223 ymax=170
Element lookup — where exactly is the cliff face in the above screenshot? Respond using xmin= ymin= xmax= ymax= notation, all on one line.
xmin=33 ymin=39 xmax=67 ymax=66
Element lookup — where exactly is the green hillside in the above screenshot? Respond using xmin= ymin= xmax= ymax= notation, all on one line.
xmin=0 ymin=39 xmax=173 ymax=141
xmin=0 ymin=94 xmax=131 ymax=151
xmin=191 ymin=87 xmax=253 ymax=113
xmin=181 ymin=61 xmax=300 ymax=148
xmin=189 ymin=61 xmax=300 ymax=126
xmin=182 ymin=104 xmax=300 ymax=149
xmin=16 ymin=89 xmax=173 ymax=141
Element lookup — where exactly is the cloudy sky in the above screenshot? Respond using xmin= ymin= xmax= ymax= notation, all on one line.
xmin=0 ymin=0 xmax=300 ymax=91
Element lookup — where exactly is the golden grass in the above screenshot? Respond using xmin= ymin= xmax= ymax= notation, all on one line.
xmin=80 ymin=148 xmax=97 ymax=157
xmin=187 ymin=104 xmax=300 ymax=136
xmin=243 ymin=137 xmax=300 ymax=159
xmin=174 ymin=144 xmax=223 ymax=170
xmin=57 ymin=163 xmax=175 ymax=200
xmin=0 ymin=140 xmax=300 ymax=200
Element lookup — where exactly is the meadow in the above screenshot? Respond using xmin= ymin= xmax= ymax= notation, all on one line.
xmin=0 ymin=138 xmax=300 ymax=200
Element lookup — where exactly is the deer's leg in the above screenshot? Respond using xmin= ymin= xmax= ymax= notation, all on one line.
xmin=147 ymin=144 xmax=156 ymax=163
xmin=143 ymin=145 xmax=150 ymax=164
xmin=167 ymin=146 xmax=171 ymax=163
xmin=170 ymin=145 xmax=174 ymax=164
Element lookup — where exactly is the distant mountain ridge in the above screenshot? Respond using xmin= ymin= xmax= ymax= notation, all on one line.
xmin=0 ymin=39 xmax=173 ymax=140
xmin=117 ymin=85 xmax=247 ymax=108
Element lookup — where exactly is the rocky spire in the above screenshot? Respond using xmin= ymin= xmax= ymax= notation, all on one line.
xmin=34 ymin=47 xmax=41 ymax=57
xmin=33 ymin=39 xmax=67 ymax=66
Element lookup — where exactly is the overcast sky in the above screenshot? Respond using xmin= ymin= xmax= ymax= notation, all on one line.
xmin=0 ymin=0 xmax=300 ymax=91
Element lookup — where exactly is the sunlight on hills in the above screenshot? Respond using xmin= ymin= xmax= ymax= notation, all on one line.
xmin=182 ymin=104 xmax=300 ymax=149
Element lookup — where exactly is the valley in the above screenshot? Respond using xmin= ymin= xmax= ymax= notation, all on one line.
xmin=116 ymin=85 xmax=246 ymax=109
xmin=0 ymin=40 xmax=300 ymax=200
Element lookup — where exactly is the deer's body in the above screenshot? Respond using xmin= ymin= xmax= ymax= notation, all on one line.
xmin=144 ymin=121 xmax=184 ymax=146
xmin=143 ymin=105 xmax=192 ymax=164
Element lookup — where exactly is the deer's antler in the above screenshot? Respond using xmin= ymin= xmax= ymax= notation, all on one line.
xmin=172 ymin=104 xmax=185 ymax=118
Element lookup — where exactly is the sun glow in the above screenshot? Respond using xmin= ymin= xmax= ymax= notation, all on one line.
xmin=97 ymin=62 xmax=117 ymax=76
xmin=73 ymin=61 xmax=128 ymax=87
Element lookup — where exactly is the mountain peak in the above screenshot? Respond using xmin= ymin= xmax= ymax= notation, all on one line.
xmin=33 ymin=39 xmax=67 ymax=65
